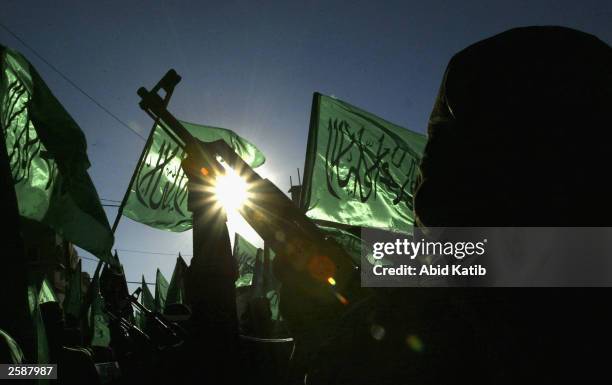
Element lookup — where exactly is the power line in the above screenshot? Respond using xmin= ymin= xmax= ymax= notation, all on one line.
xmin=116 ymin=248 xmax=192 ymax=257
xmin=102 ymin=204 xmax=121 ymax=207
xmin=80 ymin=258 xmax=177 ymax=286
xmin=101 ymin=198 xmax=122 ymax=203
xmin=80 ymin=250 xmax=191 ymax=263
xmin=80 ymin=258 xmax=169 ymax=285
xmin=0 ymin=22 xmax=146 ymax=141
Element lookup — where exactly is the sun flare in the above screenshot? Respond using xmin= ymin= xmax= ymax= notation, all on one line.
xmin=214 ymin=167 xmax=250 ymax=213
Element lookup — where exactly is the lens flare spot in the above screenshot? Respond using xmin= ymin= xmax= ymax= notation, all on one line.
xmin=275 ymin=230 xmax=286 ymax=242
xmin=215 ymin=168 xmax=249 ymax=212
xmin=327 ymin=277 xmax=337 ymax=286
xmin=334 ymin=292 xmax=349 ymax=305
xmin=307 ymin=255 xmax=336 ymax=282
xmin=370 ymin=324 xmax=386 ymax=341
xmin=406 ymin=334 xmax=424 ymax=353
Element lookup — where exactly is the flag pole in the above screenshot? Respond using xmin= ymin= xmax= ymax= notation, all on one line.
xmin=110 ymin=122 xmax=157 ymax=234
xmin=104 ymin=124 xmax=155 ymax=278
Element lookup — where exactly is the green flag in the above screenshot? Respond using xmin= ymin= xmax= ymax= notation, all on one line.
xmin=134 ymin=310 xmax=143 ymax=330
xmin=317 ymin=224 xmax=362 ymax=265
xmin=38 ymin=278 xmax=57 ymax=304
xmin=86 ymin=265 xmax=110 ymax=347
xmin=64 ymin=260 xmax=82 ymax=321
xmin=252 ymin=248 xmax=264 ymax=296
xmin=302 ymin=93 xmax=427 ymax=233
xmin=139 ymin=276 xmax=154 ymax=331
xmin=154 ymin=269 xmax=169 ymax=313
xmin=316 ymin=224 xmax=386 ymax=267
xmin=141 ymin=275 xmax=154 ymax=311
xmin=0 ymin=328 xmax=25 ymax=364
xmin=122 ymin=121 xmax=265 ymax=232
xmin=27 ymin=284 xmax=49 ymax=364
xmin=166 ymin=255 xmax=188 ymax=306
xmin=90 ymin=289 xmax=110 ymax=347
xmin=233 ymin=233 xmax=259 ymax=288
xmin=0 ymin=46 xmax=114 ymax=263
xmin=262 ymin=247 xmax=280 ymax=321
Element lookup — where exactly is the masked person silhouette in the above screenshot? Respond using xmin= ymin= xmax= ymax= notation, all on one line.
xmin=412 ymin=26 xmax=612 ymax=382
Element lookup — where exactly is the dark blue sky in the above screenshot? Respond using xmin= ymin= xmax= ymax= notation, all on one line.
xmin=2 ymin=1 xmax=611 ymax=286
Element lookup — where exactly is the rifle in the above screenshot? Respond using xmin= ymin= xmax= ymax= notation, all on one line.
xmin=137 ymin=70 xmax=364 ymax=311
xmin=103 ymin=286 xmax=187 ymax=353
xmin=128 ymin=287 xmax=186 ymax=348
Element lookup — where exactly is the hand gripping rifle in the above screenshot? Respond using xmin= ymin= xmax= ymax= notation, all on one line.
xmin=136 ymin=70 xmax=363 ymax=315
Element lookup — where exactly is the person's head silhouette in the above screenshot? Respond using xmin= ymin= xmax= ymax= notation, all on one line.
xmin=414 ymin=26 xmax=612 ymax=227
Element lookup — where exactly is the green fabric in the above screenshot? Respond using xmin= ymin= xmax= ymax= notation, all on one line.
xmin=261 ymin=247 xmax=280 ymax=321
xmin=154 ymin=269 xmax=169 ymax=313
xmin=317 ymin=224 xmax=362 ymax=265
xmin=266 ymin=289 xmax=280 ymax=321
xmin=316 ymin=224 xmax=387 ymax=267
xmin=302 ymin=93 xmax=427 ymax=233
xmin=233 ymin=233 xmax=259 ymax=288
xmin=88 ymin=265 xmax=110 ymax=347
xmin=134 ymin=311 xmax=143 ymax=330
xmin=236 ymin=242 xmax=280 ymax=321
xmin=139 ymin=276 xmax=154 ymax=331
xmin=252 ymin=248 xmax=264 ymax=296
xmin=0 ymin=47 xmax=114 ymax=263
xmin=166 ymin=255 xmax=187 ymax=306
xmin=27 ymin=284 xmax=49 ymax=364
xmin=90 ymin=289 xmax=111 ymax=347
xmin=38 ymin=278 xmax=57 ymax=304
xmin=140 ymin=276 xmax=154 ymax=311
xmin=0 ymin=328 xmax=25 ymax=364
xmin=64 ymin=260 xmax=82 ymax=321
xmin=122 ymin=121 xmax=265 ymax=232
